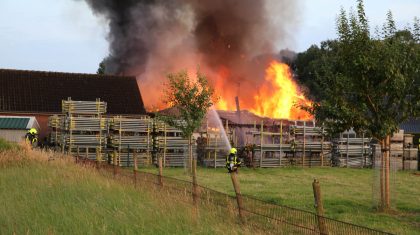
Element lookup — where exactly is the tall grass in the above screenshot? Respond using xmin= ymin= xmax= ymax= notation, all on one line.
xmin=0 ymin=148 xmax=261 ymax=235
xmin=0 ymin=138 xmax=18 ymax=151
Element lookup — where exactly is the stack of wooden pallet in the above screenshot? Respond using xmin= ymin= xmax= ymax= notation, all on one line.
xmin=48 ymin=115 xmax=64 ymax=146
xmin=390 ymin=130 xmax=404 ymax=158
xmin=62 ymin=98 xmax=107 ymax=161
xmin=251 ymin=121 xmax=287 ymax=168
xmin=200 ymin=129 xmax=231 ymax=168
xmin=290 ymin=124 xmax=332 ymax=167
xmin=370 ymin=131 xmax=417 ymax=170
xmin=252 ymin=127 xmax=290 ymax=168
xmin=155 ymin=120 xmax=191 ymax=167
xmin=401 ymin=133 xmax=418 ymax=170
xmin=62 ymin=100 xmax=106 ymax=114
xmin=108 ymin=116 xmax=152 ymax=167
xmin=333 ymin=135 xmax=372 ymax=168
xmin=252 ymin=121 xmax=331 ymax=168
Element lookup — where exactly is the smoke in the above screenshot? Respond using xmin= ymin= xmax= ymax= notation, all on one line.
xmin=83 ymin=0 xmax=300 ymax=109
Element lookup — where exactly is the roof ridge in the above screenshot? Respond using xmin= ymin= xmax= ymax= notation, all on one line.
xmin=0 ymin=68 xmax=136 ymax=79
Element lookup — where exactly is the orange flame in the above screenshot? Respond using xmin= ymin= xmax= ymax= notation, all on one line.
xmin=251 ymin=61 xmax=312 ymax=120
xmin=148 ymin=59 xmax=312 ymax=120
xmin=214 ymin=60 xmax=312 ymax=120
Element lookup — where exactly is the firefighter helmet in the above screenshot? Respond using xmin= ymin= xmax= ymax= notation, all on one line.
xmin=230 ymin=148 xmax=237 ymax=155
xmin=29 ymin=128 xmax=38 ymax=135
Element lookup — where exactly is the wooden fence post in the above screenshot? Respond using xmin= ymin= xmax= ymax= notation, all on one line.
xmin=312 ymin=179 xmax=328 ymax=235
xmin=303 ymin=124 xmax=306 ymax=167
xmin=113 ymin=150 xmax=118 ymax=177
xmin=230 ymin=172 xmax=244 ymax=221
xmin=158 ymin=156 xmax=163 ymax=187
xmin=192 ymin=158 xmax=199 ymax=206
xmin=321 ymin=127 xmax=324 ymax=167
xmin=260 ymin=121 xmax=263 ymax=167
xmin=75 ymin=146 xmax=80 ymax=163
xmin=133 ymin=151 xmax=138 ymax=187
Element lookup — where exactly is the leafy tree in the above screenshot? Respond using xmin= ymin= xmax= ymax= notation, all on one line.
xmin=413 ymin=17 xmax=420 ymax=42
xmin=383 ymin=11 xmax=396 ymax=38
xmin=295 ymin=0 xmax=420 ymax=211
xmin=97 ymin=60 xmax=106 ymax=75
xmin=158 ymin=69 xmax=216 ymax=195
xmin=160 ymin=70 xmax=217 ymax=142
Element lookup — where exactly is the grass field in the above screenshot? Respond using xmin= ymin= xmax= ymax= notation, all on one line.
xmin=0 ymin=148 xmax=259 ymax=235
xmin=1 ymin=141 xmax=419 ymax=234
xmin=142 ymin=166 xmax=420 ymax=234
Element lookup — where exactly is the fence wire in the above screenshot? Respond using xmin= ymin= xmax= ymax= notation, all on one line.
xmin=75 ymin=157 xmax=392 ymax=235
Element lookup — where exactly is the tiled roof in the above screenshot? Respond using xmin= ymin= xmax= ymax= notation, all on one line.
xmin=158 ymin=108 xmax=310 ymax=127
xmin=216 ymin=110 xmax=264 ymax=125
xmin=0 ymin=69 xmax=146 ymax=115
xmin=0 ymin=117 xmax=29 ymax=129
xmin=400 ymin=118 xmax=420 ymax=134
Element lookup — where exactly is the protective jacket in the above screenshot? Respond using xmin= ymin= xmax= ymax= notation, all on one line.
xmin=25 ymin=132 xmax=38 ymax=145
xmin=226 ymin=153 xmax=241 ymax=172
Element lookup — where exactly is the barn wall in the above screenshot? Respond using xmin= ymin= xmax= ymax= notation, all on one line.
xmin=0 ymin=112 xmax=54 ymax=140
xmin=0 ymin=129 xmax=26 ymax=143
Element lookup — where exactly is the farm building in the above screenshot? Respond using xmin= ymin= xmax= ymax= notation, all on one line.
xmin=400 ymin=118 xmax=420 ymax=148
xmin=0 ymin=69 xmax=147 ymax=140
xmin=0 ymin=116 xmax=39 ymax=142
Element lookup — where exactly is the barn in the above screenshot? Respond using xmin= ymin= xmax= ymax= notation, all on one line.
xmin=0 ymin=69 xmax=147 ymax=141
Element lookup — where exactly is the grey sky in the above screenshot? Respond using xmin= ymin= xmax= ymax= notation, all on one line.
xmin=0 ymin=0 xmax=418 ymax=73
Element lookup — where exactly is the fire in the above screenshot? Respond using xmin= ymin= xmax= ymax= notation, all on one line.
xmin=217 ymin=98 xmax=229 ymax=110
xmin=150 ymin=58 xmax=312 ymax=120
xmin=215 ymin=60 xmax=312 ymax=120
xmin=251 ymin=61 xmax=312 ymax=120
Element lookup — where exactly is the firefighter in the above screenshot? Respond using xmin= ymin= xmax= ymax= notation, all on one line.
xmin=25 ymin=128 xmax=38 ymax=147
xmin=226 ymin=147 xmax=242 ymax=173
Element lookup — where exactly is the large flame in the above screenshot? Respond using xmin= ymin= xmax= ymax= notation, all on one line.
xmin=214 ymin=60 xmax=312 ymax=120
xmin=150 ymin=59 xmax=312 ymax=120
xmin=251 ymin=61 xmax=312 ymax=120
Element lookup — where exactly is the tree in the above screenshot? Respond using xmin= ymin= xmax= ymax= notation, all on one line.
xmin=413 ymin=17 xmax=420 ymax=42
xmin=160 ymin=70 xmax=216 ymax=142
xmin=295 ymin=0 xmax=420 ymax=211
xmin=97 ymin=60 xmax=106 ymax=75
xmin=158 ymin=69 xmax=217 ymax=205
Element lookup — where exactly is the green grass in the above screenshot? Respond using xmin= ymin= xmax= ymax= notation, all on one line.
xmin=141 ymin=166 xmax=420 ymax=235
xmin=0 ymin=150 xmax=258 ymax=235
xmin=2 ymin=146 xmax=418 ymax=234
xmin=0 ymin=138 xmax=18 ymax=151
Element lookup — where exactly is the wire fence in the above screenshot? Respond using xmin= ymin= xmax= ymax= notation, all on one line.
xmin=75 ymin=156 xmax=393 ymax=235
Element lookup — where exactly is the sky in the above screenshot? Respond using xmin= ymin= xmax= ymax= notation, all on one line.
xmin=0 ymin=0 xmax=418 ymax=74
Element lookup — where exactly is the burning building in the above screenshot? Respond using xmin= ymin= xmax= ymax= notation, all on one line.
xmin=79 ymin=0 xmax=328 ymax=168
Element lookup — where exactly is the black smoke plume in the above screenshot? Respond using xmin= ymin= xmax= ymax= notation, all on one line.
xmin=84 ymin=0 xmax=300 ymax=108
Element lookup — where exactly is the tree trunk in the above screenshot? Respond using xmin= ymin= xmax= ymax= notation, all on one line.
xmin=379 ymin=135 xmax=391 ymax=211
xmin=189 ymin=135 xmax=198 ymax=200
xmin=189 ymin=137 xmax=193 ymax=174
xmin=380 ymin=139 xmax=385 ymax=209
xmin=384 ymin=135 xmax=391 ymax=209
xmin=192 ymin=158 xmax=199 ymax=205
